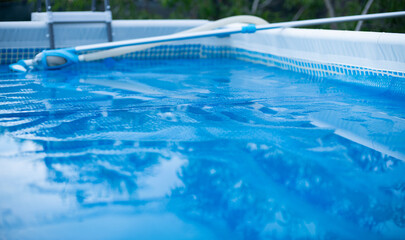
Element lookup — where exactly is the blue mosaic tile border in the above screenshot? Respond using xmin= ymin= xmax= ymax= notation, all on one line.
xmin=119 ymin=44 xmax=202 ymax=60
xmin=200 ymin=45 xmax=405 ymax=79
xmin=1 ymin=45 xmax=404 ymax=85
xmin=199 ymin=46 xmax=405 ymax=95
xmin=0 ymin=48 xmax=46 ymax=66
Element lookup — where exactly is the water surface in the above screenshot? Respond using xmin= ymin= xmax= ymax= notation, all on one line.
xmin=0 ymin=59 xmax=404 ymax=239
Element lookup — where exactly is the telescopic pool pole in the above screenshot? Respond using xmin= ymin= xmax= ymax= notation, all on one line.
xmin=9 ymin=11 xmax=405 ymax=72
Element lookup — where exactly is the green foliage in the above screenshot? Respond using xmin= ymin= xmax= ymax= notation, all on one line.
xmin=29 ymin=0 xmax=405 ymax=32
xmin=33 ymin=0 xmax=92 ymax=12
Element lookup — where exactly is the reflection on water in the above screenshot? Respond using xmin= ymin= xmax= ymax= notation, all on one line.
xmin=0 ymin=59 xmax=404 ymax=239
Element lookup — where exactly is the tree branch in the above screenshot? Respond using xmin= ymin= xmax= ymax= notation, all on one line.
xmin=355 ymin=0 xmax=374 ymax=31
xmin=323 ymin=0 xmax=337 ymax=29
xmin=251 ymin=0 xmax=273 ymax=14
xmin=251 ymin=0 xmax=260 ymax=14
xmin=259 ymin=0 xmax=273 ymax=9
xmin=292 ymin=6 xmax=306 ymax=21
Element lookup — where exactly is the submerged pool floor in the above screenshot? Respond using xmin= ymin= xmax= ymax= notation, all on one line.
xmin=0 ymin=59 xmax=404 ymax=239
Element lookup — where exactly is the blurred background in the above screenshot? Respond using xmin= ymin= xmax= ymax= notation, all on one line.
xmin=1 ymin=0 xmax=405 ymax=32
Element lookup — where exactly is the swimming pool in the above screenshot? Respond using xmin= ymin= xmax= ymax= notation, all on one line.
xmin=0 ymin=57 xmax=404 ymax=239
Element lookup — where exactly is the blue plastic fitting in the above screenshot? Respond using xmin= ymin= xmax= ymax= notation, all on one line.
xmin=241 ymin=24 xmax=257 ymax=34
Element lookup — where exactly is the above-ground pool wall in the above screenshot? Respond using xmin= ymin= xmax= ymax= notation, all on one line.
xmin=0 ymin=20 xmax=209 ymax=49
xmin=217 ymin=27 xmax=405 ymax=96
xmin=226 ymin=28 xmax=405 ymax=85
xmin=0 ymin=20 xmax=211 ymax=64
xmin=1 ymin=20 xmax=405 ymax=95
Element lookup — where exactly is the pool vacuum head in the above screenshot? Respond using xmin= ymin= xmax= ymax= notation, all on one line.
xmin=9 ymin=49 xmax=79 ymax=72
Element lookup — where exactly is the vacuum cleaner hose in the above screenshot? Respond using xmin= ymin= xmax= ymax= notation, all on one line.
xmin=80 ymin=15 xmax=268 ymax=62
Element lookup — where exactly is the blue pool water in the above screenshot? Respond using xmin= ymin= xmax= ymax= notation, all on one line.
xmin=0 ymin=58 xmax=404 ymax=239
